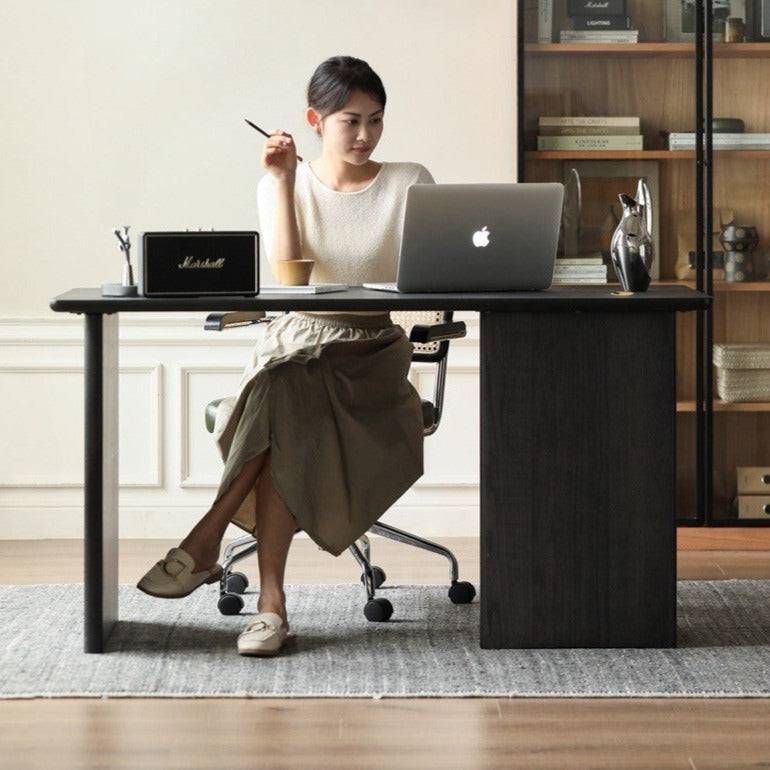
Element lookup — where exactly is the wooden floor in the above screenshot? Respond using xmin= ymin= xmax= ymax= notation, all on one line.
xmin=1 ymin=537 xmax=769 ymax=770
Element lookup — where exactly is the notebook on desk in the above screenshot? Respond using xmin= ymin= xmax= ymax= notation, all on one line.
xmin=363 ymin=182 xmax=564 ymax=293
xmin=261 ymin=283 xmax=349 ymax=294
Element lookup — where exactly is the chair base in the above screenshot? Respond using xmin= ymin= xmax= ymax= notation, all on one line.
xmin=214 ymin=524 xmax=476 ymax=620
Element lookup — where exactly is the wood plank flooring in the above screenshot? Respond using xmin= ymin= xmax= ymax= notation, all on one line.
xmin=1 ymin=537 xmax=769 ymax=770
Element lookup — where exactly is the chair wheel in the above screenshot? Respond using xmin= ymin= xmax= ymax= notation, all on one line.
xmin=360 ymin=566 xmax=386 ymax=589
xmin=226 ymin=571 xmax=249 ymax=594
xmin=448 ymin=580 xmax=476 ymax=604
xmin=364 ymin=597 xmax=393 ymax=622
xmin=218 ymin=592 xmax=245 ymax=615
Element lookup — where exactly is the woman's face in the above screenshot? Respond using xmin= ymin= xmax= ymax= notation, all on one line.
xmin=308 ymin=90 xmax=384 ymax=164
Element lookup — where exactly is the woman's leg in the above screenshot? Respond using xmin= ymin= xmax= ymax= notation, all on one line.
xmin=179 ymin=448 xmax=270 ymax=573
xmin=253 ymin=452 xmax=298 ymax=628
xmin=179 ymin=449 xmax=297 ymax=628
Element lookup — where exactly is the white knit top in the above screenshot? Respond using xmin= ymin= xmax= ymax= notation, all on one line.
xmin=257 ymin=159 xmax=435 ymax=316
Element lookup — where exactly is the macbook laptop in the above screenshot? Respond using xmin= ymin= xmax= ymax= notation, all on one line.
xmin=363 ymin=182 xmax=564 ymax=292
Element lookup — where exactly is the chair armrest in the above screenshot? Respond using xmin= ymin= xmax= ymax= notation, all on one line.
xmin=409 ymin=321 xmax=466 ymax=344
xmin=204 ymin=311 xmax=272 ymax=331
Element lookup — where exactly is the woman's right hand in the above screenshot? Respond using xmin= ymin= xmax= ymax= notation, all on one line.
xmin=261 ymin=129 xmax=297 ymax=181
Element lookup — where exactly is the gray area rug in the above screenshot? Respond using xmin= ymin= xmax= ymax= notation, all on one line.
xmin=1 ymin=580 xmax=769 ymax=698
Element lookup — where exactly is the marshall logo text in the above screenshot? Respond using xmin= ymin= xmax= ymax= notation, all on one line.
xmin=177 ymin=256 xmax=226 ymax=269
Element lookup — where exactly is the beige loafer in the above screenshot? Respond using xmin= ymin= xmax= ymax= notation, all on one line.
xmin=136 ymin=546 xmax=223 ymax=599
xmin=237 ymin=612 xmax=295 ymax=656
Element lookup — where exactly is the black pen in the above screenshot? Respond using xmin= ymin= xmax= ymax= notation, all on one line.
xmin=244 ymin=118 xmax=304 ymax=162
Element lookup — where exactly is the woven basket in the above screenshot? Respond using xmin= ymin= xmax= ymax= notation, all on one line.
xmin=714 ymin=343 xmax=770 ymax=402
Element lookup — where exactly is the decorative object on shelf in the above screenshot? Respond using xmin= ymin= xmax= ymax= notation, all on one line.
xmin=101 ymin=225 xmax=139 ymax=297
xmin=720 ymin=223 xmax=759 ymax=281
xmin=675 ymin=208 xmax=733 ymax=280
xmin=537 ymin=0 xmax=554 ymax=43
xmin=560 ymin=167 xmax=581 ymax=256
xmin=725 ymin=16 xmax=746 ymax=41
xmin=666 ymin=0 xmax=731 ymax=40
xmin=610 ymin=190 xmax=654 ymax=292
xmin=635 ymin=177 xmax=653 ymax=242
xmin=599 ymin=204 xmax=620 ymax=259
xmin=563 ymin=160 xmax=660 ymax=279
xmin=759 ymin=0 xmax=770 ymax=39
xmin=714 ymin=343 xmax=770 ymax=402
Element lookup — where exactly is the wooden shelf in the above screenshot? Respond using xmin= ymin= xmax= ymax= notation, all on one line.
xmin=527 ymin=150 xmax=770 ymax=160
xmin=526 ymin=42 xmax=770 ymax=58
xmin=678 ymin=400 xmax=770 ymax=412
xmin=655 ymin=280 xmax=770 ymax=292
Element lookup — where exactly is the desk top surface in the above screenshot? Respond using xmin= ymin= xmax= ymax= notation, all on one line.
xmin=50 ymin=285 xmax=709 ymax=313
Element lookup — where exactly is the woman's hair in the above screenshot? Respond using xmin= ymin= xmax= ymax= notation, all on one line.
xmin=306 ymin=56 xmax=386 ymax=122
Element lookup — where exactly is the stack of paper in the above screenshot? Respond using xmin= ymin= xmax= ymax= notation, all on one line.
xmin=261 ymin=284 xmax=349 ymax=294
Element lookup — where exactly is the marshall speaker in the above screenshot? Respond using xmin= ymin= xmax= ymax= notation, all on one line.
xmin=139 ymin=230 xmax=259 ymax=297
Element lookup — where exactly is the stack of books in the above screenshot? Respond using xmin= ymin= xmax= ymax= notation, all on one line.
xmin=552 ymin=255 xmax=609 ymax=284
xmin=560 ymin=0 xmax=638 ymax=42
xmin=538 ymin=116 xmax=643 ymax=151
xmin=668 ymin=133 xmax=770 ymax=151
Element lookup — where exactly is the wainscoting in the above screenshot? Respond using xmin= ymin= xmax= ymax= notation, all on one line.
xmin=0 ymin=311 xmax=480 ymax=539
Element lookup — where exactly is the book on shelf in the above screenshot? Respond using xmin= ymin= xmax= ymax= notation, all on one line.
xmin=539 ymin=116 xmax=639 ymax=128
xmin=554 ymin=266 xmax=608 ymax=276
xmin=537 ymin=134 xmax=643 ymax=150
xmin=261 ymin=283 xmax=349 ymax=293
xmin=669 ymin=132 xmax=770 ymax=150
xmin=567 ymin=0 xmax=626 ymax=15
xmin=559 ymin=30 xmax=638 ymax=42
xmin=570 ymin=15 xmax=632 ymax=29
xmin=552 ymin=277 xmax=609 ymax=284
xmin=556 ymin=254 xmax=605 ymax=265
xmin=540 ymin=125 xmax=640 ymax=136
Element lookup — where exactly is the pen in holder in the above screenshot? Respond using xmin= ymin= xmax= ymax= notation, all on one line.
xmin=102 ymin=225 xmax=139 ymax=297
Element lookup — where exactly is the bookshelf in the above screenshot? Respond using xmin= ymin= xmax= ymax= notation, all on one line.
xmin=519 ymin=0 xmax=770 ymax=524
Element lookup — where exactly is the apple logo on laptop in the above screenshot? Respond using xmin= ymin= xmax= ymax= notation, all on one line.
xmin=472 ymin=226 xmax=490 ymax=248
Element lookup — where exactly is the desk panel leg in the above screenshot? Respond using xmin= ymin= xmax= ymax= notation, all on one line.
xmin=480 ymin=310 xmax=677 ymax=649
xmin=84 ymin=312 xmax=119 ymax=653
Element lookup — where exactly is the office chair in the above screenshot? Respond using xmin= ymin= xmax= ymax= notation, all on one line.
xmin=202 ymin=308 xmax=476 ymax=622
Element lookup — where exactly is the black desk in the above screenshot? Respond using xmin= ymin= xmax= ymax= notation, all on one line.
xmin=50 ymin=286 xmax=709 ymax=653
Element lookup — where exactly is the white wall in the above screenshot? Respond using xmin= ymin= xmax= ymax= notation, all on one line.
xmin=0 ymin=0 xmax=517 ymax=539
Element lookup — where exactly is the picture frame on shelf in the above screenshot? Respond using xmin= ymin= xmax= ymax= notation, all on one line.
xmin=561 ymin=160 xmax=660 ymax=280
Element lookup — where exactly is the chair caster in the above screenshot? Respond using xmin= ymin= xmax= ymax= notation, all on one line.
xmin=359 ymin=565 xmax=386 ymax=589
xmin=364 ymin=597 xmax=393 ymax=622
xmin=448 ymin=580 xmax=476 ymax=604
xmin=218 ymin=593 xmax=245 ymax=615
xmin=226 ymin=571 xmax=249 ymax=594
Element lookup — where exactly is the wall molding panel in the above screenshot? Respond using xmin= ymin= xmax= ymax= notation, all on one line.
xmin=0 ymin=313 xmax=481 ymax=538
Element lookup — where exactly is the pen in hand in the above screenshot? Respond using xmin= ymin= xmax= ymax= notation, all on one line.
xmin=244 ymin=118 xmax=304 ymax=162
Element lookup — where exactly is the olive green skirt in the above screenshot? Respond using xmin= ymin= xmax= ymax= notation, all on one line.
xmin=211 ymin=310 xmax=425 ymax=557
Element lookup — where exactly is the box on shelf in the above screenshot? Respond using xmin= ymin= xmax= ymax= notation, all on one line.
xmin=714 ymin=343 xmax=770 ymax=402
xmin=737 ymin=467 xmax=770 ymax=494
xmin=736 ymin=496 xmax=770 ymax=519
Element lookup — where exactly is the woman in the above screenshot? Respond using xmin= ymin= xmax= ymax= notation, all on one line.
xmin=137 ymin=55 xmax=435 ymax=656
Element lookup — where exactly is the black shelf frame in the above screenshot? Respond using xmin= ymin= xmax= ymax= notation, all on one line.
xmin=517 ymin=0 xmax=768 ymax=527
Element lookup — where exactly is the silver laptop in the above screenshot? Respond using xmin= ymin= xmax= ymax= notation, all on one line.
xmin=363 ymin=182 xmax=564 ymax=292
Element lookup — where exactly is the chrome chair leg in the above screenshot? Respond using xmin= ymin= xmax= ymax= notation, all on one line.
xmin=357 ymin=533 xmax=371 ymax=565
xmin=221 ymin=535 xmax=259 ymax=591
xmin=368 ymin=522 xmax=460 ymax=583
xmin=348 ymin=540 xmax=376 ymax=600
xmin=223 ymin=533 xmax=257 ymax=563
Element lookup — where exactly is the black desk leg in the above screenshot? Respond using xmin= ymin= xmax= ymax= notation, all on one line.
xmin=84 ymin=312 xmax=119 ymax=653
xmin=480 ymin=310 xmax=677 ymax=649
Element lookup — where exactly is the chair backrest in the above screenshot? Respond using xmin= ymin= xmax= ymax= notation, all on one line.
xmin=392 ymin=310 xmax=452 ymax=363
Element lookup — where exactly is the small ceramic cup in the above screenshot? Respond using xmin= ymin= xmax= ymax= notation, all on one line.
xmin=274 ymin=259 xmax=315 ymax=285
